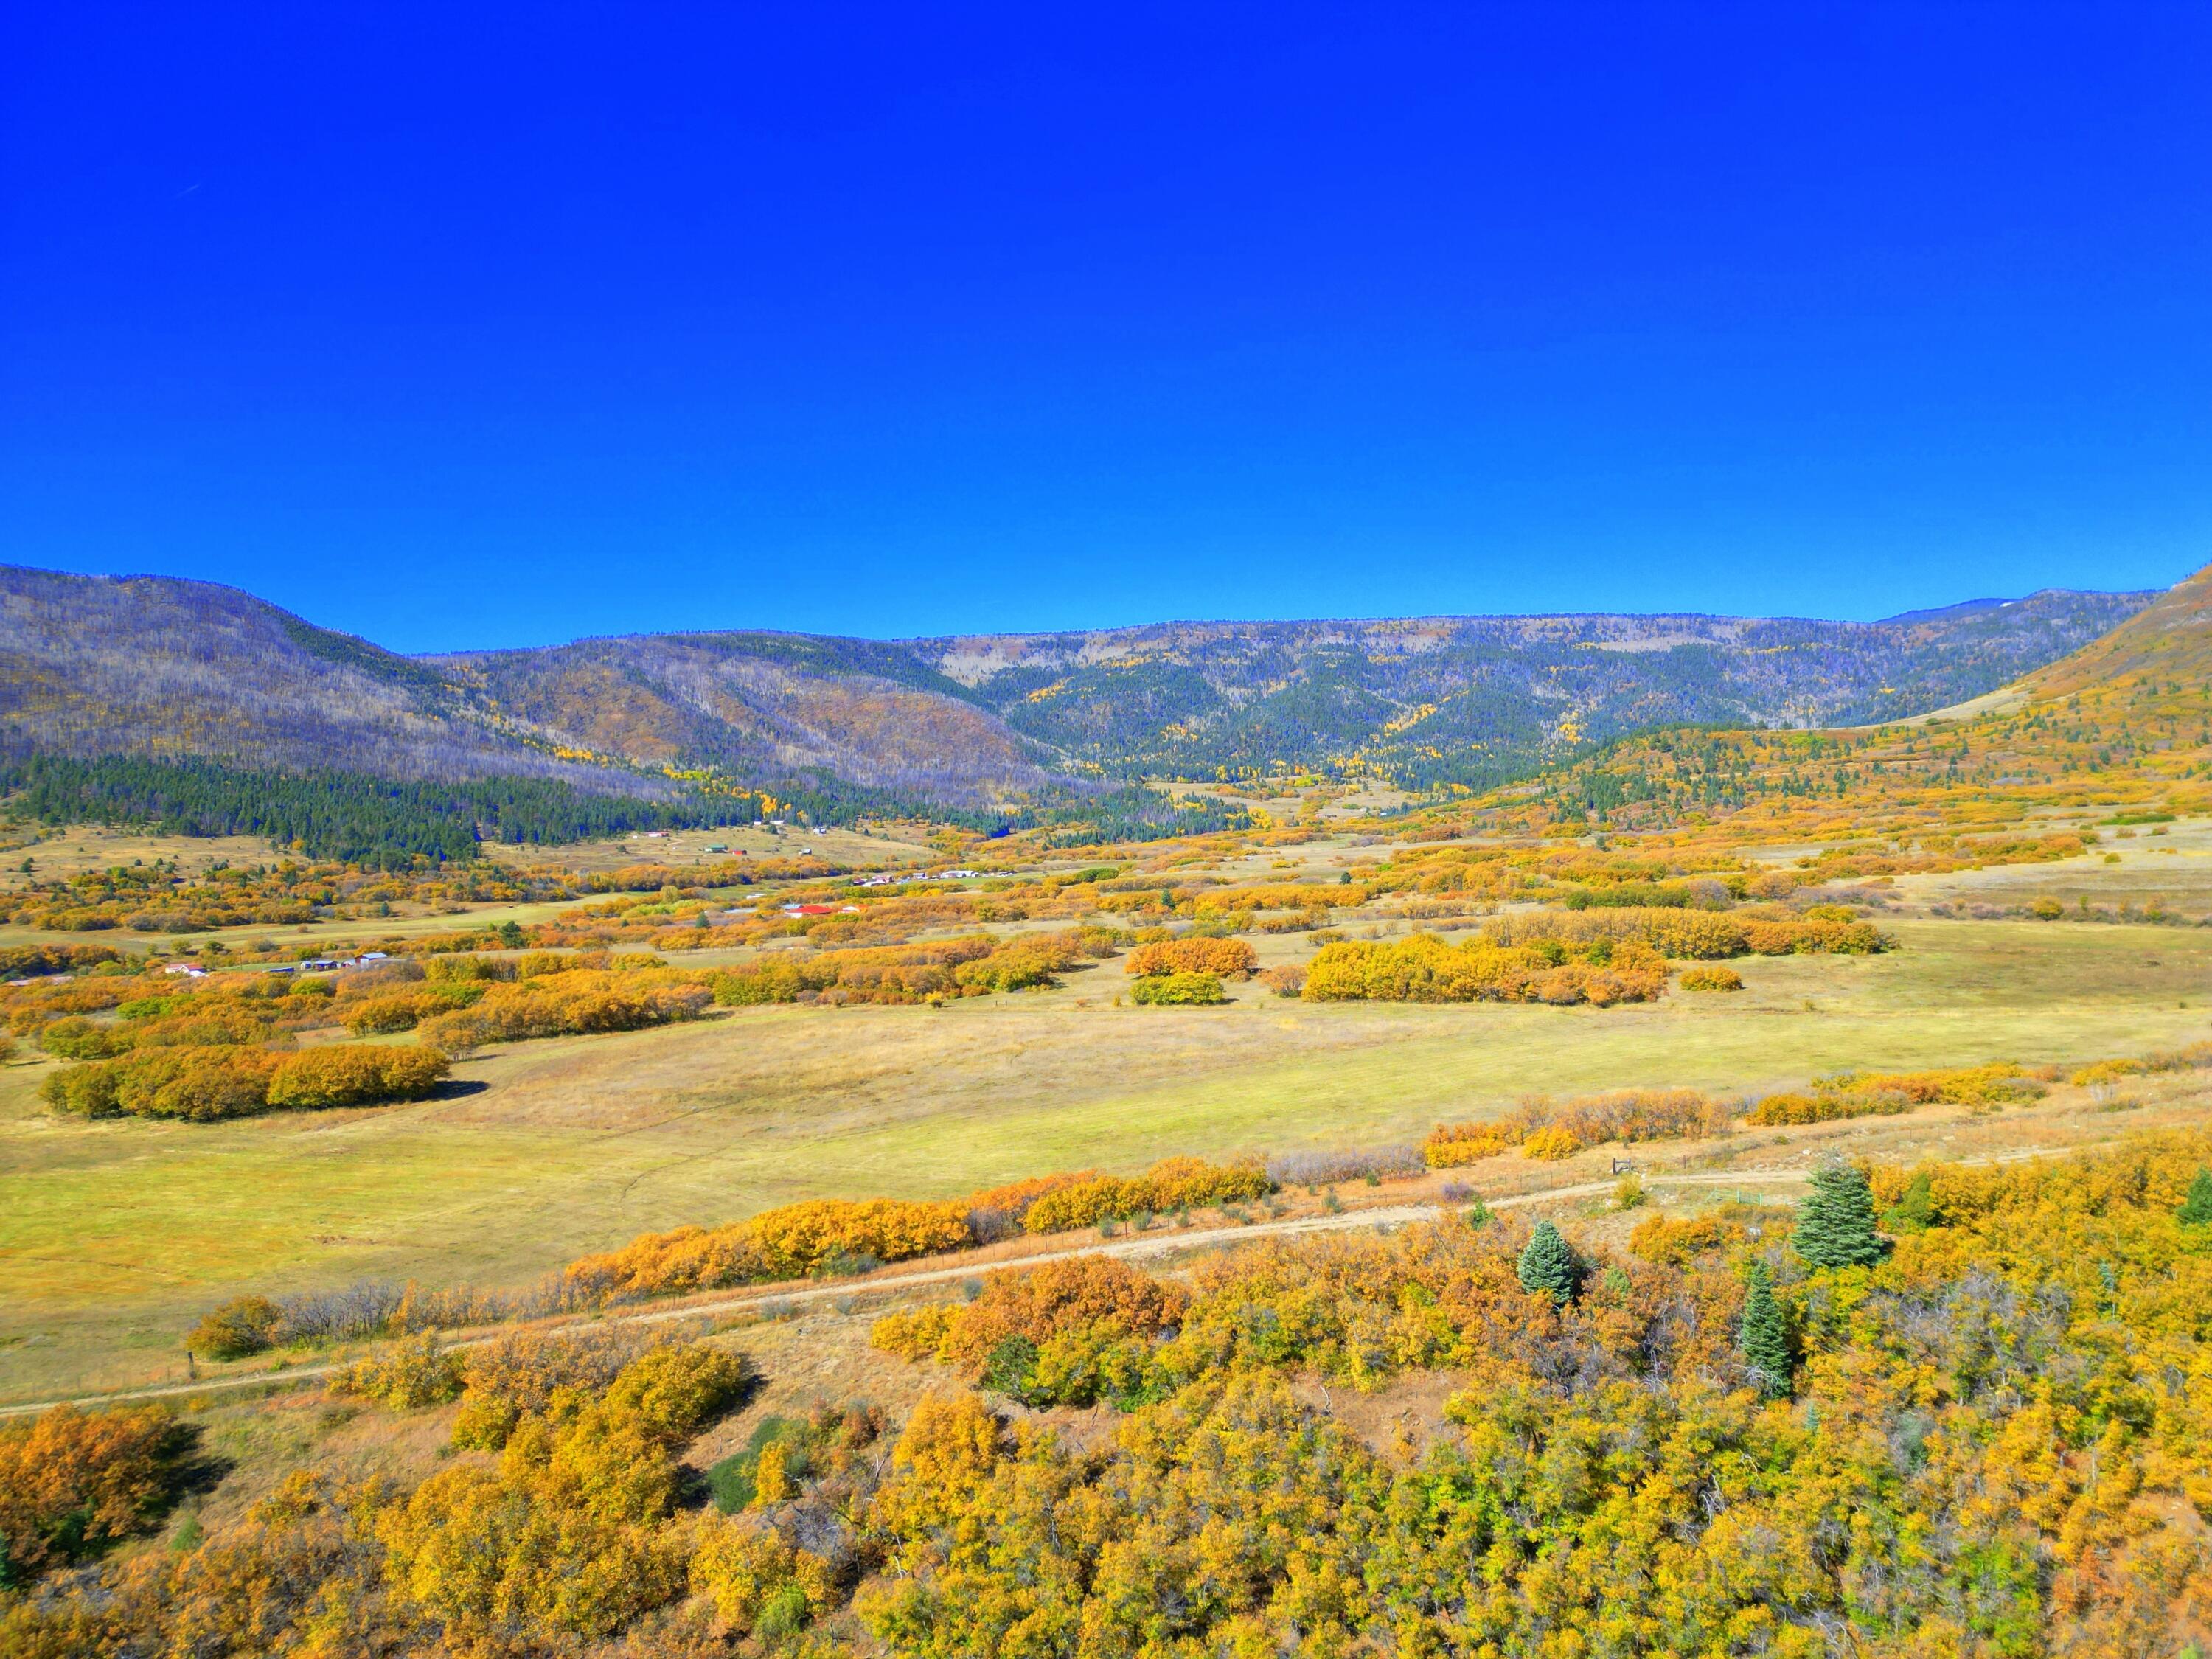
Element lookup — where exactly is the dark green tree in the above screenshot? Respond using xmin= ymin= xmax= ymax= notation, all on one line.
xmin=1880 ymin=1169 xmax=1937 ymax=1234
xmin=1517 ymin=1220 xmax=1581 ymax=1304
xmin=982 ymin=1335 xmax=1043 ymax=1405
xmin=2179 ymin=1167 xmax=2212 ymax=1228
xmin=1793 ymin=1161 xmax=1885 ymax=1269
xmin=1738 ymin=1262 xmax=1792 ymax=1399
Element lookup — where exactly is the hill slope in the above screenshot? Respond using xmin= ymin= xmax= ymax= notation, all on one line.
xmin=1467 ymin=561 xmax=2212 ymax=844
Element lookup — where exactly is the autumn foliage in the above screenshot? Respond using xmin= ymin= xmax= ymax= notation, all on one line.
xmin=0 ymin=1404 xmax=187 ymax=1584
xmin=1124 ymin=936 xmax=1257 ymax=978
xmin=1303 ymin=931 xmax=1669 ymax=1005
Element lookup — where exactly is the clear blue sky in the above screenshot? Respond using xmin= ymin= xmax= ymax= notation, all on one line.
xmin=5 ymin=4 xmax=2208 ymax=652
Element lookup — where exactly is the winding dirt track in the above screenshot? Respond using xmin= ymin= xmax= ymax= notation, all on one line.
xmin=0 ymin=1167 xmax=1829 ymax=1419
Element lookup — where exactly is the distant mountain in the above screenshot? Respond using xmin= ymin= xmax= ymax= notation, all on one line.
xmin=907 ymin=591 xmax=2157 ymax=787
xmin=1875 ymin=597 xmax=2007 ymax=625
xmin=0 ymin=563 xmax=2159 ymax=801
xmin=429 ymin=633 xmax=1046 ymax=800
xmin=0 ymin=566 xmax=1044 ymax=807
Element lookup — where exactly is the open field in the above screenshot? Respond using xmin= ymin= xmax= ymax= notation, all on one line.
xmin=479 ymin=821 xmax=933 ymax=874
xmin=6 ymin=905 xmax=2211 ymax=1401
xmin=0 ymin=827 xmax=296 ymax=893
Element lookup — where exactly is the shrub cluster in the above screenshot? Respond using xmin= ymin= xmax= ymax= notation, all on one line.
xmin=1303 ymin=932 xmax=1669 ymax=1005
xmin=1422 ymin=1121 xmax=1515 ymax=1168
xmin=1129 ymin=970 xmax=1227 ymax=1005
xmin=1482 ymin=906 xmax=1889 ymax=959
xmin=372 ymin=1337 xmax=748 ymax=1643
xmin=563 ymin=1155 xmax=1270 ymax=1300
xmin=46 ymin=1042 xmax=447 ymax=1121
xmin=0 ymin=1403 xmax=188 ymax=1585
xmin=1746 ymin=1063 xmax=2044 ymax=1126
xmin=418 ymin=968 xmax=712 ymax=1053
xmin=713 ymin=928 xmax=1117 ymax=1006
xmin=1425 ymin=1088 xmax=1731 ymax=1166
xmin=1020 ymin=1157 xmax=1272 ymax=1233
xmin=327 ymin=1335 xmax=466 ymax=1408
xmin=1124 ymin=936 xmax=1257 ymax=978
xmin=872 ymin=1256 xmax=1186 ymax=1407
xmin=1679 ymin=964 xmax=1745 ymax=992
xmin=566 ymin=1196 xmax=971 ymax=1298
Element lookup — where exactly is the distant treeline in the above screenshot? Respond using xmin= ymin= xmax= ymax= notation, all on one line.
xmin=1029 ymin=784 xmax=1253 ymax=846
xmin=0 ymin=754 xmax=1247 ymax=867
xmin=0 ymin=755 xmax=771 ymax=869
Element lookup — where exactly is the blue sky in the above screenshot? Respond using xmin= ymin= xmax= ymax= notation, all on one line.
xmin=5 ymin=3 xmax=2208 ymax=652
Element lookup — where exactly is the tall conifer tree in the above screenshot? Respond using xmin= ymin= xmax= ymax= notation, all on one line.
xmin=1738 ymin=1262 xmax=1792 ymax=1398
xmin=1517 ymin=1220 xmax=1581 ymax=1304
xmin=2179 ymin=1167 xmax=2212 ymax=1228
xmin=1792 ymin=1161 xmax=1884 ymax=1268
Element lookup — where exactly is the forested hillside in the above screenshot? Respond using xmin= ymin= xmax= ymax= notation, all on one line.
xmin=917 ymin=590 xmax=2154 ymax=787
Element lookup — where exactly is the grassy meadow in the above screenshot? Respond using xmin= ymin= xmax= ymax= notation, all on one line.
xmin=6 ymin=902 xmax=2211 ymax=1401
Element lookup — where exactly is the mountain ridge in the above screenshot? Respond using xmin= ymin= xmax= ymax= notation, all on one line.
xmin=0 ymin=561 xmax=2161 ymax=801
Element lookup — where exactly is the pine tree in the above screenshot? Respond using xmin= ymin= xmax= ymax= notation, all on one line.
xmin=2180 ymin=1167 xmax=2212 ymax=1228
xmin=1738 ymin=1262 xmax=1792 ymax=1399
xmin=1517 ymin=1220 xmax=1581 ymax=1304
xmin=1881 ymin=1169 xmax=1936 ymax=1234
xmin=1792 ymin=1161 xmax=1885 ymax=1268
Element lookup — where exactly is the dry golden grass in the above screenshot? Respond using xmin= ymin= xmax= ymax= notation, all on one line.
xmin=0 ymin=827 xmax=287 ymax=894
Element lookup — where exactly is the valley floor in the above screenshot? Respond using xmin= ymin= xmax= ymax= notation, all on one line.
xmin=7 ymin=894 xmax=2211 ymax=1400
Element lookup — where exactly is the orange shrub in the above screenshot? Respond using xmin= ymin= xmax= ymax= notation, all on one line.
xmin=1627 ymin=1213 xmax=1746 ymax=1265
xmin=1126 ymin=937 xmax=1259 ymax=979
xmin=1023 ymin=1158 xmax=1270 ymax=1232
xmin=0 ymin=1404 xmax=187 ymax=1582
xmin=419 ymin=970 xmax=712 ymax=1052
xmin=959 ymin=1170 xmax=1098 ymax=1216
xmin=936 ymin=1257 xmax=1188 ymax=1368
xmin=1302 ymin=933 xmax=1666 ymax=1006
xmin=1422 ymin=1122 xmax=1515 ymax=1168
xmin=748 ymin=1197 xmax=971 ymax=1276
xmin=1679 ymin=965 xmax=1744 ymax=992
xmin=566 ymin=1195 xmax=972 ymax=1297
xmin=564 ymin=1222 xmax=768 ymax=1298
xmin=266 ymin=1044 xmax=448 ymax=1110
xmin=1520 ymin=1124 xmax=1582 ymax=1161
